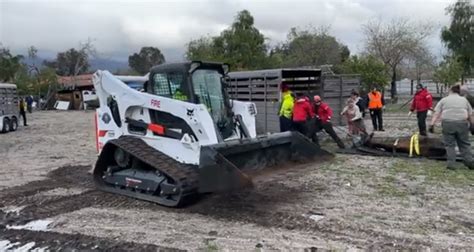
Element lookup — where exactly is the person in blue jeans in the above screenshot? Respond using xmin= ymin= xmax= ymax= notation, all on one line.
xmin=26 ymin=95 xmax=33 ymax=113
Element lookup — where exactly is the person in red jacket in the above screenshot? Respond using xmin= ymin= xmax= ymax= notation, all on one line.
xmin=409 ymin=84 xmax=433 ymax=136
xmin=292 ymin=93 xmax=315 ymax=137
xmin=313 ymin=95 xmax=345 ymax=149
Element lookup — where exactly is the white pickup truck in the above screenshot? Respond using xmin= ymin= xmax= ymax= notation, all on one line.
xmin=0 ymin=83 xmax=19 ymax=133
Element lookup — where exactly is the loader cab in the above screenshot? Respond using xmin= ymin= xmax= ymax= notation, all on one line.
xmin=147 ymin=61 xmax=235 ymax=139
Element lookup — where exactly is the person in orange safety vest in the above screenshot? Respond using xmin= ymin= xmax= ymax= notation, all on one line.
xmin=367 ymin=87 xmax=385 ymax=131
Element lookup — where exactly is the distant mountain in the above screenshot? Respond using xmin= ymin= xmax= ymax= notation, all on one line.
xmin=21 ymin=57 xmax=46 ymax=68
xmin=89 ymin=58 xmax=128 ymax=72
xmin=21 ymin=57 xmax=129 ymax=73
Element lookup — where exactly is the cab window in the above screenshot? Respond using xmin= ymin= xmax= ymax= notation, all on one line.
xmin=152 ymin=72 xmax=186 ymax=99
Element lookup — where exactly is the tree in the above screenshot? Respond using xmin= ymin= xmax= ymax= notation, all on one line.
xmin=128 ymin=47 xmax=165 ymax=74
xmin=186 ymin=37 xmax=224 ymax=63
xmin=36 ymin=67 xmax=59 ymax=95
xmin=45 ymin=48 xmax=89 ymax=76
xmin=186 ymin=10 xmax=269 ymax=70
xmin=266 ymin=45 xmax=286 ymax=68
xmin=441 ymin=0 xmax=474 ymax=80
xmin=340 ymin=45 xmax=351 ymax=63
xmin=0 ymin=45 xmax=56 ymax=96
xmin=433 ymin=56 xmax=463 ymax=89
xmin=26 ymin=45 xmax=44 ymax=96
xmin=363 ymin=18 xmax=433 ymax=102
xmin=13 ymin=65 xmax=33 ymax=95
xmin=14 ymin=66 xmax=57 ymax=96
xmin=54 ymin=48 xmax=89 ymax=76
xmin=398 ymin=46 xmax=436 ymax=91
xmin=340 ymin=55 xmax=390 ymax=92
xmin=219 ymin=10 xmax=268 ymax=70
xmin=280 ymin=26 xmax=350 ymax=68
xmin=27 ymin=46 xmax=42 ymax=76
xmin=0 ymin=46 xmax=23 ymax=82
xmin=45 ymin=39 xmax=95 ymax=76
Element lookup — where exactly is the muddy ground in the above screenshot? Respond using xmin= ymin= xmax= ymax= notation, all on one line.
xmin=0 ymin=110 xmax=473 ymax=251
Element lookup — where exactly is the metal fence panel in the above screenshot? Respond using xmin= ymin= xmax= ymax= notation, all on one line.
xmin=228 ymin=69 xmax=360 ymax=133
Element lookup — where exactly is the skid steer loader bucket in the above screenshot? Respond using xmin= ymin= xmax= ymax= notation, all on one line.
xmin=198 ymin=131 xmax=333 ymax=193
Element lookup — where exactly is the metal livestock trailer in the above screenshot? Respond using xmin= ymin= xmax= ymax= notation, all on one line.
xmin=227 ymin=69 xmax=360 ymax=134
xmin=0 ymin=83 xmax=19 ymax=133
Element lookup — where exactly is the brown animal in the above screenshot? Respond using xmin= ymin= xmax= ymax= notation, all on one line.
xmin=364 ymin=134 xmax=446 ymax=157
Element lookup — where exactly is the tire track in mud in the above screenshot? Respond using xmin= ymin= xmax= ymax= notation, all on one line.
xmin=0 ymin=228 xmax=182 ymax=251
xmin=0 ymin=165 xmax=184 ymax=251
xmin=184 ymin=195 xmax=436 ymax=250
xmin=1 ymin=190 xmax=98 ymax=226
xmin=0 ymin=165 xmax=93 ymax=206
xmin=0 ymin=165 xmax=173 ymax=226
xmin=180 ymin=174 xmax=468 ymax=250
xmin=0 ymin=165 xmax=468 ymax=250
xmin=0 ymin=165 xmax=97 ymax=225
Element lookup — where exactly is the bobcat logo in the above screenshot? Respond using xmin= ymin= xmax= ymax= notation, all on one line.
xmin=187 ymin=109 xmax=194 ymax=116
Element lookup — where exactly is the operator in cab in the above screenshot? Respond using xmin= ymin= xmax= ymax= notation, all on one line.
xmin=173 ymin=88 xmax=188 ymax=101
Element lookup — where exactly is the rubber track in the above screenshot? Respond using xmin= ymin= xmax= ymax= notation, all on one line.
xmin=95 ymin=136 xmax=199 ymax=207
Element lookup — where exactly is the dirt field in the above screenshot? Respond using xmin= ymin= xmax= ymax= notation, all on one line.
xmin=1 ymin=110 xmax=473 ymax=251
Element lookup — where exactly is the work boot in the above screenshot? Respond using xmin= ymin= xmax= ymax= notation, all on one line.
xmin=428 ymin=125 xmax=435 ymax=133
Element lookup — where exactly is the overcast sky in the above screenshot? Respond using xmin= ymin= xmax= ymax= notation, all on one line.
xmin=0 ymin=0 xmax=454 ymax=63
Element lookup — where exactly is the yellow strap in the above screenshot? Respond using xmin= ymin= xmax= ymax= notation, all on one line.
xmin=409 ymin=133 xmax=420 ymax=157
xmin=414 ymin=134 xmax=420 ymax=155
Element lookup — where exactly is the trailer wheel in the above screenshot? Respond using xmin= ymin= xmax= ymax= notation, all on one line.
xmin=1 ymin=118 xmax=10 ymax=133
xmin=10 ymin=117 xmax=18 ymax=131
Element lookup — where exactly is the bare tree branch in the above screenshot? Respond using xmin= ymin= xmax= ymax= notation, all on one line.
xmin=362 ymin=17 xmax=434 ymax=101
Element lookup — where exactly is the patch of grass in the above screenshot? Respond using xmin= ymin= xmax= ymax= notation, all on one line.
xmin=203 ymin=239 xmax=218 ymax=252
xmin=390 ymin=159 xmax=474 ymax=187
xmin=410 ymin=224 xmax=430 ymax=235
xmin=372 ymin=175 xmax=417 ymax=198
xmin=376 ymin=183 xmax=409 ymax=197
xmin=317 ymin=156 xmax=346 ymax=171
xmin=382 ymin=175 xmax=396 ymax=183
xmin=349 ymin=170 xmax=373 ymax=178
xmin=384 ymin=103 xmax=407 ymax=113
xmin=351 ymin=214 xmax=365 ymax=219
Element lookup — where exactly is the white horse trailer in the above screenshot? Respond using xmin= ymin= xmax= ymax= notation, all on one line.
xmin=0 ymin=83 xmax=19 ymax=133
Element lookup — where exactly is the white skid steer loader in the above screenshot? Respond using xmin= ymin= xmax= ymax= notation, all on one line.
xmin=93 ymin=61 xmax=332 ymax=207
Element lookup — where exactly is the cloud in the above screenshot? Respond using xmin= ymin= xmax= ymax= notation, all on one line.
xmin=0 ymin=0 xmax=453 ymax=62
